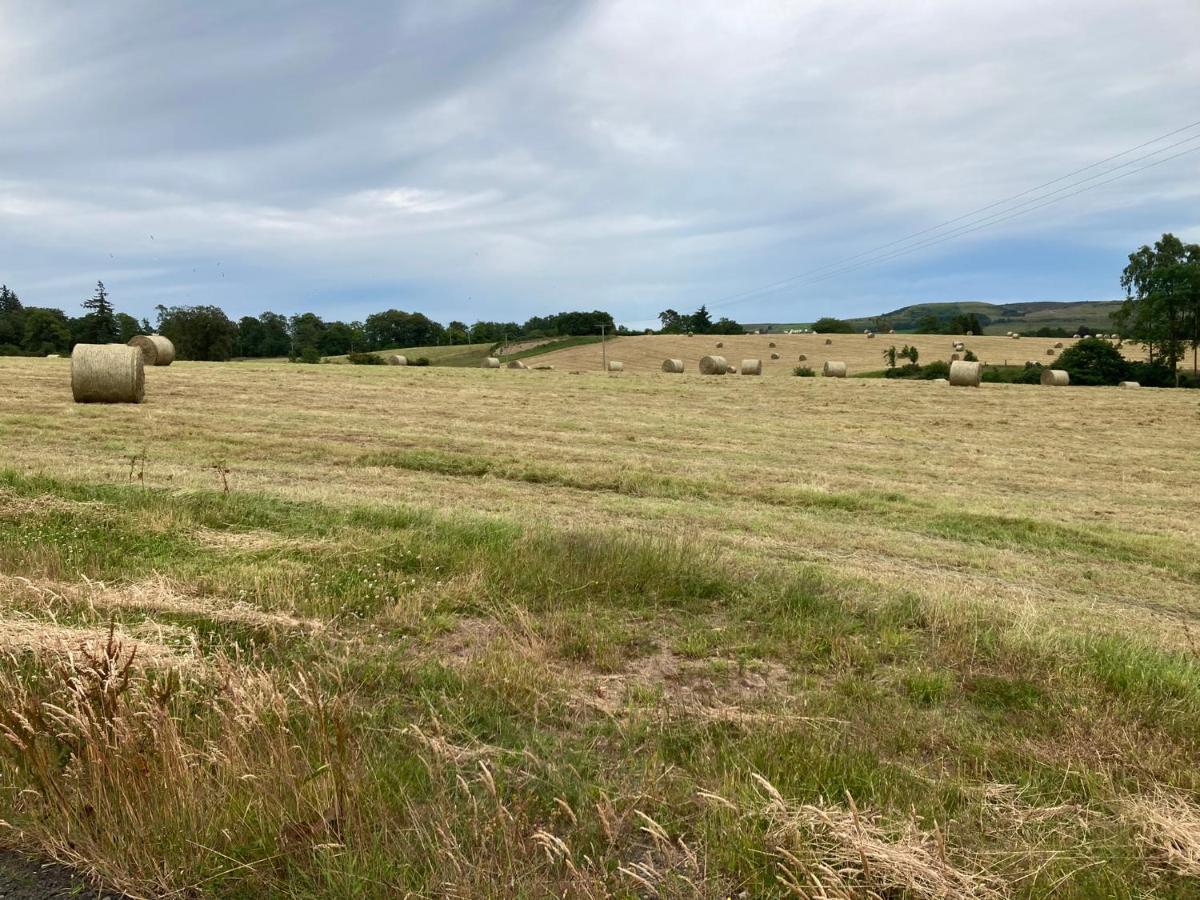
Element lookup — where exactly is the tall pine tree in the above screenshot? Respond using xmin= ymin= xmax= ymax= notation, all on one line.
xmin=81 ymin=280 xmax=119 ymax=343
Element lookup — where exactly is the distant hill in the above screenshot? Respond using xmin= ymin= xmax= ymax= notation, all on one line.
xmin=748 ymin=300 xmax=1123 ymax=335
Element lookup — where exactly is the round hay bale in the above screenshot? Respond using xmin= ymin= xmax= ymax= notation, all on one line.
xmin=46 ymin=354 xmax=61 ymax=359
xmin=507 ymin=360 xmax=527 ymax=369
xmin=481 ymin=357 xmax=500 ymax=369
xmin=866 ymin=332 xmax=876 ymax=339
xmin=932 ymin=378 xmax=949 ymax=385
xmin=686 ymin=331 xmax=693 ymax=337
xmin=1006 ymin=331 xmax=1013 ymax=336
xmin=699 ymin=355 xmax=728 ymax=375
xmin=532 ymin=364 xmax=554 ymax=370
xmin=740 ymin=358 xmax=762 ymax=375
xmin=950 ymin=353 xmax=960 ymax=362
xmin=797 ymin=354 xmax=807 ymax=362
xmin=822 ymin=360 xmax=847 ymax=378
xmin=661 ymin=358 xmax=684 ymax=373
xmin=1119 ymin=381 xmax=1140 ymax=388
xmin=607 ymin=361 xmax=623 ymax=372
xmin=824 ymin=338 xmax=833 ymax=346
xmin=1040 ymin=368 xmax=1069 ymax=386
xmin=1045 ymin=348 xmax=1055 ymax=356
xmin=952 ymin=341 xmax=965 ymax=351
xmin=71 ymin=344 xmax=144 ymax=404
xmin=768 ymin=341 xmax=776 ymax=348
xmin=1011 ymin=333 xmax=1021 ymax=339
xmin=889 ymin=329 xmax=896 ymax=334
xmin=387 ymin=354 xmax=408 ymax=366
xmin=1072 ymin=334 xmax=1081 ymax=339
xmin=715 ymin=341 xmax=724 ymax=348
xmin=127 ymin=334 xmax=175 ymax=366
xmin=1054 ymin=341 xmax=1064 ymax=348
xmin=948 ymin=360 xmax=981 ymax=387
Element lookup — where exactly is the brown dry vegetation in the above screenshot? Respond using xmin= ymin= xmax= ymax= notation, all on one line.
xmin=0 ymin=355 xmax=1198 ymax=897
xmin=533 ymin=332 xmax=1149 ymax=374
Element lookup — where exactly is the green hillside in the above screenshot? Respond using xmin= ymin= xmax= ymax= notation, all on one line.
xmin=749 ymin=300 xmax=1123 ymax=335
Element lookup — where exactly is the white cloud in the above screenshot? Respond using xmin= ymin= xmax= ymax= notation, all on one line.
xmin=0 ymin=0 xmax=1197 ymax=325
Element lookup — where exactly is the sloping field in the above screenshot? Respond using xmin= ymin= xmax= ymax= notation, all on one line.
xmin=0 ymin=357 xmax=1197 ymax=897
xmin=325 ymin=341 xmax=494 ymax=366
xmin=533 ymin=332 xmax=1144 ymax=374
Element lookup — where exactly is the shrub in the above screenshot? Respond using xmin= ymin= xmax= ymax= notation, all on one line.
xmin=883 ymin=363 xmax=922 ymax=379
xmin=963 ymin=349 xmax=978 ymax=362
xmin=347 ymin=352 xmax=385 ymax=365
xmin=297 ymin=346 xmax=322 ymax=364
xmin=812 ymin=317 xmax=855 ymax=334
xmin=1127 ymin=361 xmax=1177 ymax=388
xmin=792 ymin=366 xmax=815 ymax=377
xmin=918 ymin=360 xmax=950 ymax=380
xmin=1017 ymin=364 xmax=1045 ymax=385
xmin=1054 ymin=336 xmax=1128 ymax=386
xmin=412 ymin=356 xmax=431 ymax=367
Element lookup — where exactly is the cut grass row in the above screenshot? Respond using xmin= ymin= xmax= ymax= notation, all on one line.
xmin=0 ymin=472 xmax=1198 ymax=896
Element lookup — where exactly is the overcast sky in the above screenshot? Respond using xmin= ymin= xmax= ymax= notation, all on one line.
xmin=1 ymin=1 xmax=1198 ymax=328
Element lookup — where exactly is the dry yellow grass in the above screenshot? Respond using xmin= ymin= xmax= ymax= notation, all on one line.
xmin=0 ymin=355 xmax=1197 ymax=652
xmin=1 ymin=354 xmax=1199 ymax=897
xmin=534 ymin=332 xmax=1150 ymax=374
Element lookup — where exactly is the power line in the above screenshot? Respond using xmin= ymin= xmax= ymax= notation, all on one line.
xmin=775 ymin=143 xmax=1200 ymax=292
xmin=705 ymin=117 xmax=1200 ymax=310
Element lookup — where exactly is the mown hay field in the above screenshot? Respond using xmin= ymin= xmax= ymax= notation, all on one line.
xmin=0 ymin=356 xmax=1198 ymax=897
xmin=535 ymin=332 xmax=1148 ymax=374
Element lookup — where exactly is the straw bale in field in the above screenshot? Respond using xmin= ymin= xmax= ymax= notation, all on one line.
xmin=699 ymin=355 xmax=728 ymax=375
xmin=481 ymin=357 xmax=500 ymax=368
xmin=949 ymin=360 xmax=981 ymax=387
xmin=741 ymin=358 xmax=762 ymax=375
xmin=607 ymin=360 xmax=623 ymax=372
xmin=1119 ymin=381 xmax=1140 ymax=388
xmin=128 ymin=334 xmax=175 ymax=366
xmin=72 ymin=343 xmax=145 ymax=403
xmin=1041 ymin=369 xmax=1069 ymax=386
xmin=661 ymin=358 xmax=684 ymax=373
xmin=387 ymin=354 xmax=407 ymax=366
xmin=822 ymin=361 xmax=847 ymax=378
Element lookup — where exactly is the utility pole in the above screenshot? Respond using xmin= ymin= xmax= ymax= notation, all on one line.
xmin=601 ymin=325 xmax=607 ymax=371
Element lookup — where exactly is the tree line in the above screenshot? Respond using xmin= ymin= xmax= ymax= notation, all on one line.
xmin=657 ymin=305 xmax=744 ymax=334
xmin=0 ymin=283 xmax=623 ymax=361
xmin=0 ymin=282 xmax=152 ymax=355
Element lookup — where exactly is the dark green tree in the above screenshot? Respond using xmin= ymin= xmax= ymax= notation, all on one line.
xmin=79 ymin=280 xmax=119 ymax=343
xmin=1116 ymin=233 xmax=1200 ymax=383
xmin=658 ymin=309 xmax=685 ymax=333
xmin=690 ymin=305 xmax=713 ymax=333
xmin=812 ymin=317 xmax=855 ymax=334
xmin=289 ymin=313 xmax=326 ymax=357
xmin=157 ymin=305 xmax=238 ymax=361
xmin=115 ymin=313 xmax=141 ymax=343
xmin=710 ymin=317 xmax=744 ymax=334
xmin=258 ymin=312 xmax=293 ymax=357
xmin=319 ymin=321 xmax=355 ymax=356
xmin=0 ymin=285 xmax=23 ymax=348
xmin=22 ymin=308 xmax=72 ymax=355
xmin=1053 ymin=337 xmax=1130 ymax=386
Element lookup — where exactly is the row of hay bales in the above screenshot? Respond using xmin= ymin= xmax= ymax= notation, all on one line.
xmin=71 ymin=335 xmax=175 ymax=403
